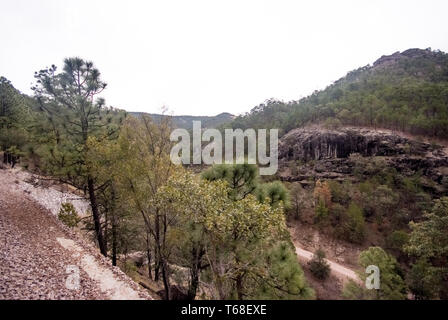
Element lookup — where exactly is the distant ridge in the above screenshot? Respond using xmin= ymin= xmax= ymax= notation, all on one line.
xmin=227 ymin=48 xmax=448 ymax=139
xmin=128 ymin=112 xmax=235 ymax=129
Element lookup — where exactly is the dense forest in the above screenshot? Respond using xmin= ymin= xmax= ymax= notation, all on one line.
xmin=0 ymin=58 xmax=313 ymax=300
xmin=226 ymin=48 xmax=448 ymax=139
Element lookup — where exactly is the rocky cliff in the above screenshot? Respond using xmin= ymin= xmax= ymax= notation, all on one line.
xmin=278 ymin=127 xmax=448 ymax=193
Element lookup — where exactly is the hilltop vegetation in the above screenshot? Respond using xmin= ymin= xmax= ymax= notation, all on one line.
xmin=130 ymin=112 xmax=234 ymax=130
xmin=226 ymin=48 xmax=448 ymax=139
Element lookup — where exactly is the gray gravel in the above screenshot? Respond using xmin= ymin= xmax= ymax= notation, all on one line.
xmin=0 ymin=168 xmax=151 ymax=300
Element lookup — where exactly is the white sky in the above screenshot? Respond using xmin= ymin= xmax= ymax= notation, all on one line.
xmin=1 ymin=0 xmax=448 ymax=116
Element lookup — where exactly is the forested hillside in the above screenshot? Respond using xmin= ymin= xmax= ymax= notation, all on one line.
xmin=226 ymin=48 xmax=448 ymax=138
xmin=0 ymin=58 xmax=313 ymax=300
xmin=2 ymin=49 xmax=448 ymax=300
xmin=130 ymin=112 xmax=234 ymax=129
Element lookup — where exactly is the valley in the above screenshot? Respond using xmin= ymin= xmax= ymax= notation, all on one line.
xmin=1 ymin=48 xmax=448 ymax=300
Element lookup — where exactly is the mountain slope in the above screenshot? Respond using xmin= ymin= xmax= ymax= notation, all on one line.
xmin=129 ymin=112 xmax=235 ymax=129
xmin=227 ymin=48 xmax=448 ymax=138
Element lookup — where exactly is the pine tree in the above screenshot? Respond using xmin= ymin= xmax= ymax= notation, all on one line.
xmin=31 ymin=58 xmax=124 ymax=256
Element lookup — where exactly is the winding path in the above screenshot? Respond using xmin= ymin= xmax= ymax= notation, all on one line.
xmin=295 ymin=246 xmax=361 ymax=283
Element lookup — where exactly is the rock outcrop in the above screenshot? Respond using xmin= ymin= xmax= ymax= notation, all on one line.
xmin=279 ymin=127 xmax=444 ymax=161
xmin=278 ymin=127 xmax=448 ymax=193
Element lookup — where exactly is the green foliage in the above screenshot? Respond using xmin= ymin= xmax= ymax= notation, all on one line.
xmin=407 ymin=258 xmax=440 ymax=300
xmin=202 ymin=163 xmax=259 ymax=201
xmin=58 ymin=202 xmax=81 ymax=228
xmin=406 ymin=197 xmax=448 ymax=260
xmin=386 ymin=230 xmax=409 ymax=253
xmin=342 ymin=279 xmax=370 ymax=300
xmin=328 ymin=180 xmax=351 ymax=205
xmin=314 ymin=199 xmax=329 ymax=224
xmin=254 ymin=242 xmax=315 ymax=299
xmin=161 ymin=170 xmax=313 ymax=300
xmin=226 ymin=49 xmax=448 ymax=139
xmin=31 ymin=57 xmax=125 ymax=181
xmin=405 ymin=197 xmax=448 ymax=299
xmin=308 ymin=249 xmax=330 ymax=280
xmin=0 ymin=77 xmax=32 ymax=158
xmin=31 ymin=58 xmax=125 ymax=257
xmin=358 ymin=180 xmax=399 ymax=221
xmin=287 ymin=182 xmax=305 ymax=220
xmin=338 ymin=202 xmax=366 ymax=244
xmin=343 ymin=247 xmax=407 ymax=300
xmin=202 ymin=163 xmax=291 ymax=209
xmin=256 ymin=180 xmax=291 ymax=208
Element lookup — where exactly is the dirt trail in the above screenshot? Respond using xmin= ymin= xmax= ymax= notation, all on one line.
xmin=0 ymin=168 xmax=151 ymax=300
xmin=295 ymin=246 xmax=361 ymax=284
xmin=56 ymin=238 xmax=143 ymax=300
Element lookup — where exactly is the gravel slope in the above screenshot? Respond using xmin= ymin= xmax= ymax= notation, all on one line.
xmin=0 ymin=168 xmax=151 ymax=300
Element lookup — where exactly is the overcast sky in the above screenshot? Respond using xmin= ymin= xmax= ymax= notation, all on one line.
xmin=1 ymin=0 xmax=448 ymax=116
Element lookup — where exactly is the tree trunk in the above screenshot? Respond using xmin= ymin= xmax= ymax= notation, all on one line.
xmin=87 ymin=176 xmax=107 ymax=256
xmin=187 ymin=246 xmax=205 ymax=300
xmin=188 ymin=252 xmax=199 ymax=300
xmin=154 ymin=215 xmax=161 ymax=281
xmin=161 ymin=261 xmax=171 ymax=300
xmin=188 ymin=268 xmax=199 ymax=300
xmin=236 ymin=274 xmax=244 ymax=300
xmin=111 ymin=216 xmax=117 ymax=266
xmin=146 ymin=234 xmax=153 ymax=280
xmin=154 ymin=259 xmax=160 ymax=282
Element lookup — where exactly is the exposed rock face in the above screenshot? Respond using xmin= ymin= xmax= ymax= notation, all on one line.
xmin=279 ymin=127 xmax=440 ymax=161
xmin=372 ymin=48 xmax=435 ymax=69
xmin=278 ymin=127 xmax=448 ymax=193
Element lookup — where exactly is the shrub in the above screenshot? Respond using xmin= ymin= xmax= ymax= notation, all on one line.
xmin=328 ymin=180 xmax=350 ymax=205
xmin=386 ymin=230 xmax=409 ymax=252
xmin=308 ymin=249 xmax=330 ymax=280
xmin=329 ymin=203 xmax=346 ymax=227
xmin=314 ymin=199 xmax=329 ymax=224
xmin=338 ymin=202 xmax=366 ymax=244
xmin=343 ymin=247 xmax=407 ymax=300
xmin=58 ymin=202 xmax=81 ymax=228
xmin=408 ymin=259 xmax=439 ymax=300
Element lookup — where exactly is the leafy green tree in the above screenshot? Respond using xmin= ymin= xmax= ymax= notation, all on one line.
xmin=407 ymin=258 xmax=440 ymax=300
xmin=86 ymin=135 xmax=138 ymax=266
xmin=328 ymin=180 xmax=351 ymax=206
xmin=343 ymin=247 xmax=407 ymax=300
xmin=287 ymin=182 xmax=306 ymax=220
xmin=113 ymin=115 xmax=175 ymax=298
xmin=58 ymin=202 xmax=81 ymax=228
xmin=386 ymin=230 xmax=409 ymax=253
xmin=338 ymin=202 xmax=365 ymax=244
xmin=160 ymin=170 xmax=313 ymax=300
xmin=308 ymin=249 xmax=330 ymax=280
xmin=314 ymin=199 xmax=329 ymax=224
xmin=405 ymin=197 xmax=448 ymax=299
xmin=254 ymin=242 xmax=314 ymax=299
xmin=0 ymin=77 xmax=31 ymax=165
